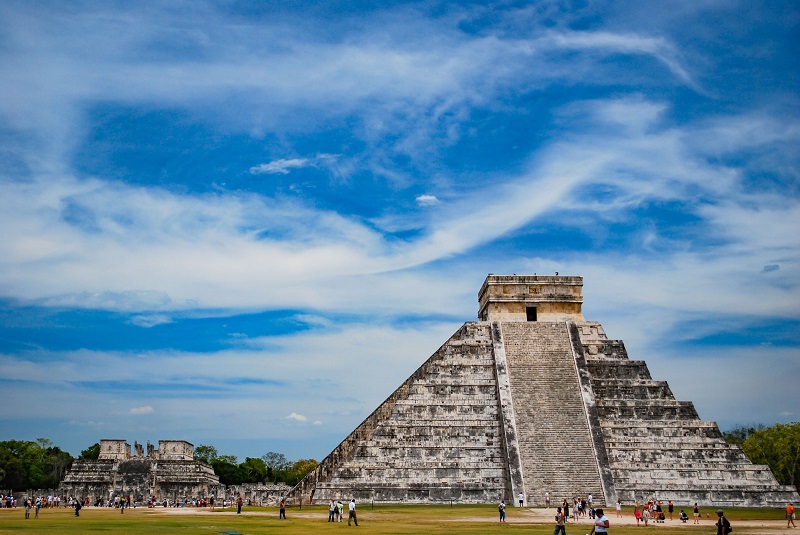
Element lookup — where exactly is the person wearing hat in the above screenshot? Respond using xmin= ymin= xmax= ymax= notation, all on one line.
xmin=590 ymin=507 xmax=609 ymax=535
xmin=715 ymin=509 xmax=732 ymax=535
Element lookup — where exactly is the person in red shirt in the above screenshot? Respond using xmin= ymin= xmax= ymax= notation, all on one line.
xmin=788 ymin=502 xmax=796 ymax=528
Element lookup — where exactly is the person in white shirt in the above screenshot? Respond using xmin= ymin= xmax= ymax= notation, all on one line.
xmin=348 ymin=499 xmax=358 ymax=526
xmin=591 ymin=508 xmax=609 ymax=535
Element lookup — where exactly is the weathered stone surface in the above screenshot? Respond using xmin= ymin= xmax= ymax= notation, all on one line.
xmin=60 ymin=439 xmax=219 ymax=502
xmin=287 ymin=275 xmax=799 ymax=507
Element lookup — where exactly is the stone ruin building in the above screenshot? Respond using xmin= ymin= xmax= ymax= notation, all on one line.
xmin=60 ymin=439 xmax=219 ymax=502
xmin=289 ymin=274 xmax=800 ymax=507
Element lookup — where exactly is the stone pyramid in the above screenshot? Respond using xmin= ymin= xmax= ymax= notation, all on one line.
xmin=288 ymin=275 xmax=799 ymax=507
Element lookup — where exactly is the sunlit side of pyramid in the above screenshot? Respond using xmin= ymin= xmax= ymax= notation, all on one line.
xmin=289 ymin=275 xmax=799 ymax=507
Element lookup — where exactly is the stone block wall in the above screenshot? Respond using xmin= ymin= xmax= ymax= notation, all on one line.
xmin=289 ymin=323 xmax=511 ymax=505
xmin=578 ymin=328 xmax=800 ymax=507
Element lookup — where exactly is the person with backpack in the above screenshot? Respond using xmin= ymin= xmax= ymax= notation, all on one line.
xmin=498 ymin=500 xmax=506 ymax=522
xmin=716 ymin=509 xmax=732 ymax=535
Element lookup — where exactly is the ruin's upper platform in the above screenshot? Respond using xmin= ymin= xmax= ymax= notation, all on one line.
xmin=478 ymin=274 xmax=584 ymax=322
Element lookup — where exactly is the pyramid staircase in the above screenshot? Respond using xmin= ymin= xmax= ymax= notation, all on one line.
xmin=578 ymin=322 xmax=799 ymax=506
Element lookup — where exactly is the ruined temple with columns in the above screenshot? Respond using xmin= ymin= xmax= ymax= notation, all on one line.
xmin=60 ymin=439 xmax=219 ymax=502
xmin=288 ymin=274 xmax=799 ymax=507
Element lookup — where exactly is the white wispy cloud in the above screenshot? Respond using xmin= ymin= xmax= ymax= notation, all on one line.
xmin=415 ymin=194 xmax=440 ymax=207
xmin=249 ymin=154 xmax=342 ymax=177
xmin=130 ymin=406 xmax=154 ymax=415
xmin=283 ymin=412 xmax=308 ymax=422
xmin=250 ymin=159 xmax=312 ymax=175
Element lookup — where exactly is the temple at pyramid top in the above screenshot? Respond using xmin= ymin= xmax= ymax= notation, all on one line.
xmin=478 ymin=274 xmax=584 ymax=322
xmin=289 ymin=274 xmax=799 ymax=508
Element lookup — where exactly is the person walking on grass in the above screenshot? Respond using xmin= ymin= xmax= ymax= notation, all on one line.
xmin=554 ymin=507 xmax=566 ymax=535
xmin=715 ymin=509 xmax=732 ymax=535
xmin=788 ymin=502 xmax=796 ymax=528
xmin=348 ymin=499 xmax=358 ymax=526
xmin=590 ymin=508 xmax=609 ymax=535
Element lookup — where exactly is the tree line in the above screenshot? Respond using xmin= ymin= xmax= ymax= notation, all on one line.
xmin=723 ymin=422 xmax=800 ymax=490
xmin=0 ymin=438 xmax=73 ymax=491
xmin=0 ymin=439 xmax=316 ymax=491
xmin=192 ymin=444 xmax=317 ymax=486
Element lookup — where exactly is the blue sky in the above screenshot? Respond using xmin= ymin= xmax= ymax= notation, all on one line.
xmin=0 ymin=1 xmax=798 ymax=462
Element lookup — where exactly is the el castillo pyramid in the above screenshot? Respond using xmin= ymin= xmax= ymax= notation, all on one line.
xmin=288 ymin=275 xmax=799 ymax=507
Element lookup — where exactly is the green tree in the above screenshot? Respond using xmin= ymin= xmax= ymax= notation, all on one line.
xmin=723 ymin=424 xmax=764 ymax=445
xmin=79 ymin=443 xmax=101 ymax=460
xmin=217 ymin=454 xmax=238 ymax=464
xmin=284 ymin=458 xmax=318 ymax=486
xmin=194 ymin=444 xmax=219 ymax=464
xmin=741 ymin=422 xmax=800 ymax=490
xmin=0 ymin=442 xmax=28 ymax=489
xmin=262 ymin=451 xmax=290 ymax=483
xmin=210 ymin=458 xmax=245 ymax=486
xmin=0 ymin=438 xmax=74 ymax=490
xmin=40 ymin=445 xmax=73 ymax=487
xmin=239 ymin=457 xmax=268 ymax=483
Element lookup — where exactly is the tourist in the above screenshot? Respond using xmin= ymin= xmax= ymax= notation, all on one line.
xmin=25 ymin=499 xmax=31 ymax=519
xmin=337 ymin=500 xmax=344 ymax=522
xmin=236 ymin=495 xmax=242 ymax=514
xmin=615 ymin=499 xmax=622 ymax=518
xmin=74 ymin=499 xmax=82 ymax=517
xmin=590 ymin=507 xmax=609 ymax=535
xmin=554 ymin=507 xmax=566 ymax=535
xmin=633 ymin=501 xmax=642 ymax=526
xmin=563 ymin=498 xmax=570 ymax=521
xmin=329 ymin=498 xmax=337 ymax=522
xmin=693 ymin=503 xmax=700 ymax=524
xmin=715 ymin=509 xmax=731 ymax=535
xmin=279 ymin=498 xmax=286 ymax=519
xmin=348 ymin=499 xmax=358 ymax=526
xmin=519 ymin=491 xmax=525 ymax=507
xmin=788 ymin=502 xmax=796 ymax=528
xmin=499 ymin=500 xmax=506 ymax=522
xmin=35 ymin=498 xmax=40 ymax=518
xmin=545 ymin=492 xmax=551 ymax=508
xmin=680 ymin=510 xmax=688 ymax=522
xmin=668 ymin=500 xmax=674 ymax=520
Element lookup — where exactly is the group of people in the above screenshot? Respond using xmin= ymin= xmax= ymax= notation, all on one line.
xmin=328 ymin=498 xmax=359 ymax=525
xmin=633 ymin=499 xmax=672 ymax=525
xmin=554 ymin=495 xmax=598 ymax=521
xmin=553 ymin=505 xmax=609 ymax=535
xmin=14 ymin=494 xmax=65 ymax=517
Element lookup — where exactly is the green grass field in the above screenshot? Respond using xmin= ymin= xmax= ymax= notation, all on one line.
xmin=0 ymin=505 xmax=790 ymax=534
